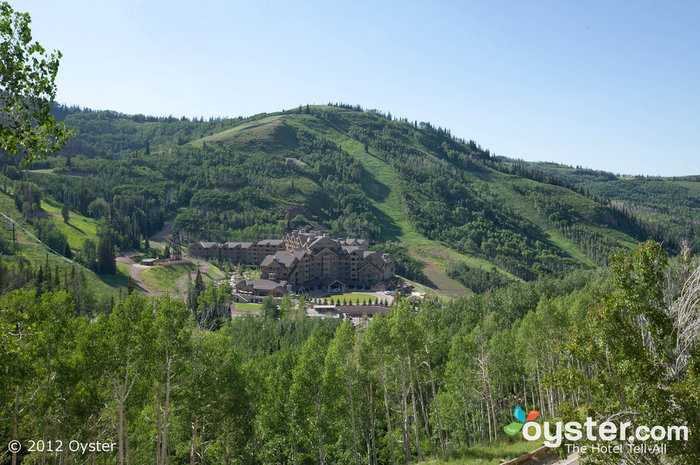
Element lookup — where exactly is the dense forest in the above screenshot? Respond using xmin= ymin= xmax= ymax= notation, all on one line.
xmin=2 ymin=241 xmax=698 ymax=464
xmin=2 ymin=104 xmax=696 ymax=294
xmin=1 ymin=103 xmax=698 ymax=464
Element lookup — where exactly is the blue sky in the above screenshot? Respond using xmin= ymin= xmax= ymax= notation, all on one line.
xmin=20 ymin=0 xmax=700 ymax=176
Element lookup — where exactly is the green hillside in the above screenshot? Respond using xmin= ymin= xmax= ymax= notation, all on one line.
xmin=0 ymin=190 xmax=129 ymax=304
xmin=517 ymin=161 xmax=700 ymax=252
xmin=2 ymin=104 xmax=695 ymax=296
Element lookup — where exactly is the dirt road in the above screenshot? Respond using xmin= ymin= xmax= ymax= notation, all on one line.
xmin=116 ymin=256 xmax=154 ymax=295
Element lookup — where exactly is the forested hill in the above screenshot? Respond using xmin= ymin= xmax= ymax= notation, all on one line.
xmin=3 ymin=103 xmax=697 ymax=295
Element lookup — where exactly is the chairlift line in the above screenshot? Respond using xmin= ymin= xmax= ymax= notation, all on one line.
xmin=0 ymin=211 xmax=75 ymax=264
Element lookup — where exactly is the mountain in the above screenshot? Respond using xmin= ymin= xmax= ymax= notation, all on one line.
xmin=2 ymin=104 xmax=697 ymax=297
xmin=512 ymin=160 xmax=699 ymax=252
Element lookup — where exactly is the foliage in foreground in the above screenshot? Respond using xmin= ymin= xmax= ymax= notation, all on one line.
xmin=0 ymin=1 xmax=71 ymax=163
xmin=1 ymin=241 xmax=698 ymax=465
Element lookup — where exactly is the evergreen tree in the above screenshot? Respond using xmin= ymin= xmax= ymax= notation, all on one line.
xmin=61 ymin=201 xmax=70 ymax=223
xmin=96 ymin=236 xmax=116 ymax=274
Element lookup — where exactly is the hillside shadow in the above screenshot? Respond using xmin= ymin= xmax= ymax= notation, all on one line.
xmin=66 ymin=222 xmax=86 ymax=235
xmin=368 ymin=203 xmax=402 ymax=242
xmin=360 ymin=169 xmax=391 ymax=202
xmin=97 ymin=269 xmax=129 ymax=289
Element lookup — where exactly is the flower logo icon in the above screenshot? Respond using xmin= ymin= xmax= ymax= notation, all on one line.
xmin=504 ymin=406 xmax=540 ymax=435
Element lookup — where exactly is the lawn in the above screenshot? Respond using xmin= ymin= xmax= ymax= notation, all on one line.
xmin=320 ymin=293 xmax=378 ymax=304
xmin=234 ymin=303 xmax=262 ymax=311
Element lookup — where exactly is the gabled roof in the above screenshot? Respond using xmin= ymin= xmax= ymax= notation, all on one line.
xmin=309 ymin=236 xmax=336 ymax=249
xmin=260 ymin=255 xmax=284 ymax=267
xmin=357 ymin=262 xmax=381 ymax=273
xmin=314 ymin=247 xmax=338 ymax=257
xmin=261 ymin=250 xmax=300 ymax=268
xmin=258 ymin=239 xmax=284 ymax=246
xmin=223 ymin=241 xmax=252 ymax=249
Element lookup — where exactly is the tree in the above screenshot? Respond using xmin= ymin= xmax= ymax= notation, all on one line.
xmin=559 ymin=241 xmax=700 ymax=464
xmin=322 ymin=322 xmax=360 ymax=465
xmin=291 ymin=326 xmax=332 ymax=464
xmin=61 ymin=201 xmax=69 ymax=223
xmin=261 ymin=295 xmax=280 ymax=320
xmin=151 ymin=296 xmax=193 ymax=465
xmin=96 ymin=235 xmax=116 ymax=274
xmin=1 ymin=2 xmax=71 ymax=164
xmin=97 ymin=294 xmax=155 ymax=465
xmin=278 ymin=294 xmax=293 ymax=318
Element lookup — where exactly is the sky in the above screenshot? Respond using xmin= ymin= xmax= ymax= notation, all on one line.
xmin=18 ymin=0 xmax=700 ymax=176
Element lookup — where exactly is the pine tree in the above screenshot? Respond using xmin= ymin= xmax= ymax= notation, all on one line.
xmin=97 ymin=236 xmax=116 ymax=274
xmin=62 ymin=201 xmax=70 ymax=223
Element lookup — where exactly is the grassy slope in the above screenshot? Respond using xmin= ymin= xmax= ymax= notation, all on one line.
xmin=188 ymin=111 xmax=646 ymax=296
xmin=187 ymin=115 xmax=283 ymax=146
xmin=284 ymin=116 xmax=478 ymax=297
xmin=141 ymin=261 xmax=225 ymax=295
xmin=1 ymin=191 xmax=129 ymax=299
xmin=1 ymin=243 xmax=129 ymax=300
xmin=40 ymin=197 xmax=98 ymax=250
xmin=483 ymin=173 xmax=598 ymax=266
xmin=141 ymin=262 xmax=198 ymax=294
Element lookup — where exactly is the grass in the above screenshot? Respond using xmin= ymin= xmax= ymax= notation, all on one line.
xmin=421 ymin=439 xmax=543 ymax=465
xmin=486 ymin=175 xmax=597 ymax=267
xmin=40 ymin=198 xmax=98 ymax=250
xmin=1 ymin=191 xmax=128 ymax=299
xmin=320 ymin=293 xmax=378 ymax=303
xmin=284 ymin=117 xmax=480 ymax=298
xmin=141 ymin=262 xmax=198 ymax=294
xmin=234 ymin=302 xmax=262 ymax=311
xmin=140 ymin=260 xmax=225 ymax=295
xmin=3 ymin=243 xmax=129 ymax=300
xmin=201 ymin=263 xmax=226 ymax=282
xmin=188 ymin=115 xmax=283 ymax=146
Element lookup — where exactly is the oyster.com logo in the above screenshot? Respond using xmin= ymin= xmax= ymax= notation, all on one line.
xmin=504 ymin=406 xmax=540 ymax=436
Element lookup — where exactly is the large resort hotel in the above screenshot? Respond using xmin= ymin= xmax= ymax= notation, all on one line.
xmin=188 ymin=230 xmax=401 ymax=297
